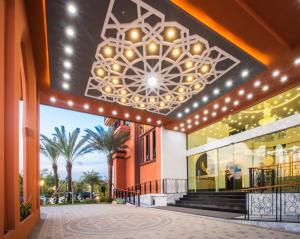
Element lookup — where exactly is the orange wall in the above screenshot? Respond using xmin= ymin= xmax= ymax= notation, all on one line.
xmin=1 ymin=0 xmax=40 ymax=238
xmin=124 ymin=123 xmax=136 ymax=188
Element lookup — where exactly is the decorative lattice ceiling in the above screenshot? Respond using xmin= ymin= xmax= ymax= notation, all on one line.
xmin=85 ymin=0 xmax=240 ymax=115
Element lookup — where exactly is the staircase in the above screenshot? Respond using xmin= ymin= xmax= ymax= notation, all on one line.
xmin=168 ymin=191 xmax=246 ymax=213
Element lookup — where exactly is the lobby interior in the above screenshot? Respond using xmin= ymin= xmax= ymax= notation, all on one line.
xmin=1 ymin=0 xmax=300 ymax=238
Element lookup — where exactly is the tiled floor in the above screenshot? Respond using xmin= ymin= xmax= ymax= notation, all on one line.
xmin=30 ymin=204 xmax=300 ymax=239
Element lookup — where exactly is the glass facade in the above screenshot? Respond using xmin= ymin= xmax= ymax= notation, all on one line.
xmin=188 ymin=124 xmax=300 ymax=191
xmin=188 ymin=85 xmax=300 ymax=149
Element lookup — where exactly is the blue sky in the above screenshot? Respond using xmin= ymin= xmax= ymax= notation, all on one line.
xmin=39 ymin=105 xmax=107 ymax=180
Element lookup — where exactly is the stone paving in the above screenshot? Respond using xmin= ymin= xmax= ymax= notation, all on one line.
xmin=31 ymin=204 xmax=300 ymax=239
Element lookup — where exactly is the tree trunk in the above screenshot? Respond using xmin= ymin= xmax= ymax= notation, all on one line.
xmin=90 ymin=184 xmax=93 ymax=199
xmin=107 ymin=154 xmax=113 ymax=200
xmin=52 ymin=163 xmax=59 ymax=204
xmin=66 ymin=161 xmax=72 ymax=202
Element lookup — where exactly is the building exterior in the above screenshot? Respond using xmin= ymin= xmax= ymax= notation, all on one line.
xmin=1 ymin=0 xmax=300 ymax=238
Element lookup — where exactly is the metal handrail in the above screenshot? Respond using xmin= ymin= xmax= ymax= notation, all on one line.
xmin=113 ymin=188 xmax=140 ymax=206
xmin=242 ymin=182 xmax=300 ymax=192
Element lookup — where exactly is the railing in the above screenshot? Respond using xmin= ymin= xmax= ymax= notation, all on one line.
xmin=242 ymin=183 xmax=300 ymax=222
xmin=113 ymin=189 xmax=140 ymax=206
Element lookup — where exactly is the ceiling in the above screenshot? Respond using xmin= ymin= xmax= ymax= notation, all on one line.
xmin=29 ymin=0 xmax=300 ymax=132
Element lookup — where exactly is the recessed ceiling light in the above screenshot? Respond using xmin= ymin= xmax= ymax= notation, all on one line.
xmin=222 ymin=106 xmax=227 ymax=112
xmin=177 ymin=113 xmax=182 ymax=118
xmin=185 ymin=61 xmax=193 ymax=68
xmin=203 ymin=117 xmax=207 ymax=121
xmin=62 ymin=82 xmax=70 ymax=90
xmin=50 ymin=96 xmax=56 ymax=103
xmin=147 ymin=76 xmax=158 ymax=87
xmin=185 ymin=108 xmax=190 ymax=113
xmin=157 ymin=120 xmax=161 ymax=125
xmin=130 ymin=29 xmax=140 ymax=41
xmin=212 ymin=112 xmax=217 ymax=117
xmin=225 ymin=80 xmax=233 ymax=88
xmin=233 ymin=100 xmax=239 ymax=106
xmin=180 ymin=123 xmax=184 ymax=127
xmin=63 ymin=60 xmax=72 ymax=69
xmin=112 ymin=63 xmax=121 ymax=71
xmin=112 ymin=110 xmax=117 ymax=116
xmin=63 ymin=72 xmax=70 ymax=80
xmin=247 ymin=93 xmax=253 ymax=99
xmin=125 ymin=49 xmax=135 ymax=59
xmin=64 ymin=45 xmax=73 ymax=55
xmin=96 ymin=68 xmax=105 ymax=77
xmin=238 ymin=89 xmax=245 ymax=96
xmin=174 ymin=126 xmax=178 ymax=130
xmin=147 ymin=118 xmax=152 ymax=123
xmin=187 ymin=119 xmax=191 ymax=123
xmin=192 ymin=42 xmax=203 ymax=54
xmin=195 ymin=115 xmax=200 ymax=119
xmin=193 ymin=102 xmax=199 ymax=108
xmin=67 ymin=3 xmax=77 ymax=15
xmin=124 ymin=113 xmax=130 ymax=118
xmin=181 ymin=128 xmax=185 ymax=132
xmin=67 ymin=100 xmax=73 ymax=106
xmin=105 ymin=87 xmax=112 ymax=93
xmin=202 ymin=96 xmax=208 ymax=102
xmin=194 ymin=84 xmax=201 ymax=90
xmin=262 ymin=85 xmax=269 ymax=91
xmin=136 ymin=115 xmax=141 ymax=121
xmin=204 ymin=109 xmax=209 ymax=115
xmin=195 ymin=121 xmax=199 ymax=125
xmin=166 ymin=27 xmax=176 ymax=40
xmin=65 ymin=26 xmax=75 ymax=38
xmin=148 ymin=42 xmax=158 ymax=53
xmin=171 ymin=48 xmax=181 ymax=58
xmin=294 ymin=57 xmax=300 ymax=65
xmin=98 ymin=107 xmax=104 ymax=113
xmin=213 ymin=88 xmax=220 ymax=95
xmin=187 ymin=125 xmax=192 ymax=129
xmin=213 ymin=104 xmax=219 ymax=109
xmin=225 ymin=97 xmax=231 ymax=103
xmin=280 ymin=75 xmax=288 ymax=83
xmin=254 ymin=80 xmax=261 ymax=87
xmin=83 ymin=104 xmax=89 ymax=110
xmin=241 ymin=70 xmax=249 ymax=78
xmin=272 ymin=70 xmax=280 ymax=77
xmin=103 ymin=46 xmax=113 ymax=57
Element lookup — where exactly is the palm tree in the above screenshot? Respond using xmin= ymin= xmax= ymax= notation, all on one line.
xmin=49 ymin=126 xmax=91 ymax=201
xmin=85 ymin=126 xmax=129 ymax=200
xmin=40 ymin=135 xmax=60 ymax=203
xmin=81 ymin=170 xmax=101 ymax=199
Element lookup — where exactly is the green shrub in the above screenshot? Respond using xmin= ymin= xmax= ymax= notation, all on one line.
xmin=81 ymin=198 xmax=98 ymax=204
xmin=20 ymin=200 xmax=32 ymax=221
xmin=113 ymin=198 xmax=125 ymax=204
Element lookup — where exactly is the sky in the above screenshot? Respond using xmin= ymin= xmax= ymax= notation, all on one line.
xmin=39 ymin=105 xmax=108 ymax=181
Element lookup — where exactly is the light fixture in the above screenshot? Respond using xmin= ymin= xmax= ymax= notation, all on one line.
xmin=64 ymin=45 xmax=73 ymax=55
xmin=121 ymin=89 xmax=127 ymax=95
xmin=195 ymin=121 xmax=199 ymax=125
xmin=63 ymin=72 xmax=70 ymax=80
xmin=254 ymin=80 xmax=261 ymax=87
xmin=280 ymin=75 xmax=288 ymax=83
xmin=186 ymin=76 xmax=193 ymax=82
xmin=165 ymin=95 xmax=171 ymax=100
xmin=241 ymin=70 xmax=249 ymax=78
xmin=204 ymin=109 xmax=209 ymax=114
xmin=178 ymin=87 xmax=184 ymax=93
xmin=185 ymin=108 xmax=190 ymax=113
xmin=187 ymin=119 xmax=191 ymax=123
xmin=125 ymin=49 xmax=135 ymax=60
xmin=98 ymin=107 xmax=104 ymax=113
xmin=136 ymin=115 xmax=141 ymax=120
xmin=159 ymin=102 xmax=165 ymax=107
xmin=213 ymin=88 xmax=220 ymax=95
xmin=178 ymin=96 xmax=185 ymax=101
xmin=177 ymin=113 xmax=182 ymax=118
xmin=222 ymin=106 xmax=227 ymax=112
xmin=147 ymin=118 xmax=152 ymax=123
xmin=148 ymin=42 xmax=158 ymax=53
xmin=62 ymin=82 xmax=70 ymax=90
xmin=96 ymin=68 xmax=105 ymax=77
xmin=50 ymin=97 xmax=56 ymax=103
xmin=134 ymin=96 xmax=140 ymax=102
xmin=63 ymin=60 xmax=72 ymax=69
xmin=200 ymin=64 xmax=210 ymax=74
xmin=103 ymin=46 xmax=113 ymax=57
xmin=165 ymin=27 xmax=176 ymax=41
xmin=212 ymin=112 xmax=217 ymax=117
xmin=120 ymin=98 xmax=127 ymax=103
xmin=238 ymin=89 xmax=245 ymax=96
xmin=174 ymin=126 xmax=178 ymax=130
xmin=83 ymin=104 xmax=89 ymax=110
xmin=202 ymin=96 xmax=208 ymax=102
xmin=124 ymin=113 xmax=130 ymax=118
xmin=225 ymin=97 xmax=231 ymax=103
xmin=180 ymin=123 xmax=184 ymax=127
xmin=140 ymin=103 xmax=145 ymax=108
xmin=112 ymin=78 xmax=119 ymax=85
xmin=272 ymin=70 xmax=280 ymax=77
xmin=147 ymin=76 xmax=158 ymax=87
xmin=193 ymin=102 xmax=199 ymax=108
xmin=171 ymin=48 xmax=181 ymax=58
xmin=188 ymin=125 xmax=192 ymax=129
xmin=157 ymin=120 xmax=162 ymax=125
xmin=195 ymin=115 xmax=200 ymax=119
xmin=213 ymin=104 xmax=219 ymax=109
xmin=294 ymin=57 xmax=300 ymax=65
xmin=112 ymin=64 xmax=121 ymax=71
xmin=192 ymin=42 xmax=203 ymax=54
xmin=181 ymin=128 xmax=185 ymax=132
xmin=233 ymin=100 xmax=239 ymax=106
xmin=105 ymin=87 xmax=111 ymax=93
xmin=67 ymin=100 xmax=73 ymax=106
xmin=226 ymin=80 xmax=233 ymax=88
xmin=185 ymin=61 xmax=193 ymax=69
xmin=67 ymin=2 xmax=77 ymax=15
xmin=112 ymin=110 xmax=117 ymax=116
xmin=194 ymin=84 xmax=201 ymax=90
xmin=262 ymin=85 xmax=269 ymax=91
xmin=247 ymin=93 xmax=253 ymax=99
xmin=65 ymin=26 xmax=75 ymax=38
xmin=203 ymin=117 xmax=207 ymax=121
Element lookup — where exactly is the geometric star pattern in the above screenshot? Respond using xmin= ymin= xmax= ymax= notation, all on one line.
xmin=85 ymin=0 xmax=240 ymax=115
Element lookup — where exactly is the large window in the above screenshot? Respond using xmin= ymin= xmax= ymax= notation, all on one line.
xmin=187 ymin=124 xmax=300 ymax=191
xmin=188 ymin=85 xmax=300 ymax=149
xmin=139 ymin=126 xmax=158 ymax=164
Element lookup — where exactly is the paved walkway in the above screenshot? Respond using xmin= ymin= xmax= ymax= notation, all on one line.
xmin=30 ymin=204 xmax=299 ymax=239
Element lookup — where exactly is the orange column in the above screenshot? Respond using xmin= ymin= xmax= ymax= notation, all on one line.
xmin=0 ymin=0 xmax=5 ymax=237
